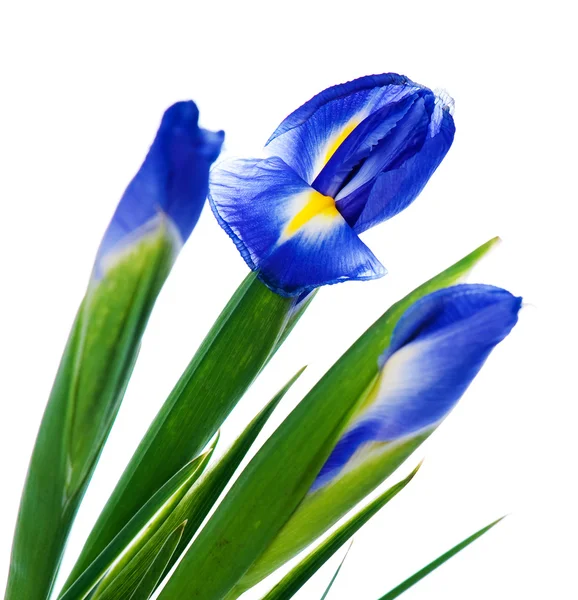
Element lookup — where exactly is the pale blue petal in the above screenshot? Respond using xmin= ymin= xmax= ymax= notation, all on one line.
xmin=336 ymin=101 xmax=454 ymax=232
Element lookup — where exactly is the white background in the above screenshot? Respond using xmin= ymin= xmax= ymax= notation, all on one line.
xmin=0 ymin=1 xmax=576 ymax=598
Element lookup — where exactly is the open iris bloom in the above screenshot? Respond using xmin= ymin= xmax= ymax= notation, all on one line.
xmin=210 ymin=74 xmax=455 ymax=295
xmin=230 ymin=283 xmax=522 ymax=593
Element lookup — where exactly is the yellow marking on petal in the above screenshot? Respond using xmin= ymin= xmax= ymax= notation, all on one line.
xmin=285 ymin=190 xmax=339 ymax=236
xmin=322 ymin=121 xmax=358 ymax=167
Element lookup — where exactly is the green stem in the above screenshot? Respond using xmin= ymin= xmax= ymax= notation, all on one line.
xmin=6 ymin=228 xmax=175 ymax=600
xmin=62 ymin=273 xmax=301 ymax=593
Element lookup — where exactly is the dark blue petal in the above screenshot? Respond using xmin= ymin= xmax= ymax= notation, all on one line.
xmin=338 ymin=106 xmax=455 ymax=233
xmin=311 ymin=420 xmax=382 ymax=490
xmin=387 ymin=284 xmax=520 ymax=355
xmin=209 ymin=157 xmax=385 ymax=296
xmin=209 ymin=157 xmax=306 ymax=270
xmin=96 ymin=101 xmax=224 ymax=269
xmin=268 ymin=74 xmax=413 ymax=142
xmin=265 ymin=74 xmax=423 ymax=185
xmin=313 ymin=284 xmax=521 ymax=488
xmin=311 ymin=91 xmax=431 ymax=198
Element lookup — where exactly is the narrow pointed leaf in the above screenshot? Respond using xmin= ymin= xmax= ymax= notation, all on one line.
xmin=93 ymin=523 xmax=186 ymax=600
xmin=8 ymin=227 xmax=176 ymax=600
xmin=59 ymin=448 xmax=214 ymax=600
xmin=227 ymin=237 xmax=503 ymax=594
xmin=262 ymin=465 xmax=420 ymax=600
xmin=156 ymin=367 xmax=308 ymax=584
xmin=319 ymin=542 xmax=353 ymax=600
xmin=87 ymin=370 xmax=305 ymax=600
xmin=64 ymin=273 xmax=301 ymax=589
xmin=377 ymin=517 xmax=505 ymax=600
xmin=127 ymin=523 xmax=186 ymax=600
xmin=156 ymin=240 xmax=498 ymax=600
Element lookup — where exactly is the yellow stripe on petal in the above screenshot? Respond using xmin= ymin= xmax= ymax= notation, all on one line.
xmin=285 ymin=190 xmax=340 ymax=236
xmin=322 ymin=121 xmax=358 ymax=167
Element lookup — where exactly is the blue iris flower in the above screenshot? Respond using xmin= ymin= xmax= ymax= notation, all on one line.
xmin=209 ymin=74 xmax=455 ymax=296
xmin=95 ymin=101 xmax=224 ymax=277
xmin=312 ymin=283 xmax=522 ymax=490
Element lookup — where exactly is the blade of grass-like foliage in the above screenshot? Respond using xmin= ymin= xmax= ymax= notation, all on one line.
xmin=221 ymin=238 xmax=502 ymax=599
xmin=376 ymin=517 xmax=505 ymax=600
xmin=63 ymin=273 xmax=301 ymax=591
xmin=58 ymin=447 xmax=215 ymax=600
xmin=156 ymin=240 xmax=500 ymax=600
xmin=7 ymin=226 xmax=176 ymax=600
xmin=262 ymin=465 xmax=420 ymax=600
xmin=319 ymin=542 xmax=353 ymax=600
xmin=86 ymin=369 xmax=305 ymax=600
xmin=91 ymin=525 xmax=185 ymax=600
xmin=155 ymin=367 xmax=308 ymax=585
xmin=114 ymin=522 xmax=185 ymax=600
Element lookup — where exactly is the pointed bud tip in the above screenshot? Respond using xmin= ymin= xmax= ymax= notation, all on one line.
xmin=161 ymin=100 xmax=200 ymax=129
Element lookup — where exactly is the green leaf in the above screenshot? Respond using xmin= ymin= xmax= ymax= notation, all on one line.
xmin=127 ymin=523 xmax=186 ymax=600
xmin=155 ymin=239 xmax=499 ymax=600
xmin=261 ymin=465 xmax=420 ymax=600
xmin=376 ymin=517 xmax=505 ymax=600
xmin=92 ymin=521 xmax=186 ymax=600
xmin=274 ymin=289 xmax=318 ymax=352
xmin=6 ymin=224 xmax=177 ymax=600
xmin=228 ymin=237 xmax=502 ymax=594
xmin=155 ymin=367 xmax=308 ymax=585
xmin=85 ymin=370 xmax=304 ymax=600
xmin=63 ymin=273 xmax=300 ymax=590
xmin=59 ymin=447 xmax=215 ymax=600
xmin=320 ymin=542 xmax=353 ymax=600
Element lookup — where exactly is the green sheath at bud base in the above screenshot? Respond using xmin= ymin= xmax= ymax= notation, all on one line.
xmin=7 ymin=224 xmax=177 ymax=600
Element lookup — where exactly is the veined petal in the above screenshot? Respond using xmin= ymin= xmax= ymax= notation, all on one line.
xmin=265 ymin=74 xmax=422 ymax=185
xmin=313 ymin=284 xmax=521 ymax=488
xmin=336 ymin=97 xmax=454 ymax=232
xmin=335 ymin=95 xmax=432 ymax=200
xmin=95 ymin=101 xmax=224 ymax=276
xmin=209 ymin=157 xmax=385 ymax=296
xmin=311 ymin=91 xmax=431 ymax=198
xmin=209 ymin=157 xmax=305 ymax=270
xmin=258 ymin=218 xmax=385 ymax=296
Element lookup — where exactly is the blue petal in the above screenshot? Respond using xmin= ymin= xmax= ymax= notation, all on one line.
xmin=312 ymin=421 xmax=381 ymax=490
xmin=311 ymin=91 xmax=432 ymax=198
xmin=256 ymin=218 xmax=385 ymax=296
xmin=336 ymin=101 xmax=455 ymax=233
xmin=96 ymin=101 xmax=224 ymax=270
xmin=209 ymin=157 xmax=385 ymax=296
xmin=265 ymin=74 xmax=423 ymax=185
xmin=386 ymin=284 xmax=520 ymax=355
xmin=313 ymin=284 xmax=521 ymax=487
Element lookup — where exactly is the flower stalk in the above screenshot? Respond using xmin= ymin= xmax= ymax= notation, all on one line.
xmin=5 ymin=102 xmax=223 ymax=600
